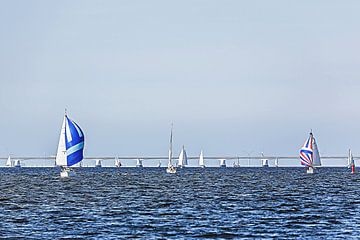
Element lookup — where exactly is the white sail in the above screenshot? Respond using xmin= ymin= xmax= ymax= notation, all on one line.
xmin=220 ymin=159 xmax=226 ymax=167
xmin=348 ymin=149 xmax=354 ymax=167
xmin=312 ymin=137 xmax=321 ymax=167
xmin=55 ymin=116 xmax=67 ymax=166
xmin=275 ymin=158 xmax=279 ymax=167
xmin=6 ymin=156 xmax=12 ymax=167
xmin=261 ymin=152 xmax=269 ymax=167
xmin=95 ymin=159 xmax=102 ymax=167
xmin=183 ymin=148 xmax=188 ymax=166
xmin=178 ymin=148 xmax=184 ymax=167
xmin=136 ymin=158 xmax=143 ymax=167
xmin=115 ymin=157 xmax=121 ymax=167
xmin=14 ymin=159 xmax=21 ymax=167
xmin=199 ymin=150 xmax=205 ymax=167
xmin=178 ymin=146 xmax=188 ymax=167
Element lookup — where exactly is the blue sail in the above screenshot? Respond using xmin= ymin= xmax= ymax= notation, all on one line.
xmin=64 ymin=116 xmax=84 ymax=166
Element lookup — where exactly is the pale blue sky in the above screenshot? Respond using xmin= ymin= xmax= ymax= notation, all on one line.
xmin=1 ymin=1 xmax=360 ymax=166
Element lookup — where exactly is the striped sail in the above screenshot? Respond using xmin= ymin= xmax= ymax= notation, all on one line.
xmin=300 ymin=133 xmax=313 ymax=167
xmin=56 ymin=114 xmax=85 ymax=167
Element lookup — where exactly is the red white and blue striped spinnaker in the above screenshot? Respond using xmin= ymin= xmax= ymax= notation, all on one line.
xmin=300 ymin=133 xmax=313 ymax=167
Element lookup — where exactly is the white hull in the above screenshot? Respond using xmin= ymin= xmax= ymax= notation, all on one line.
xmin=60 ymin=168 xmax=75 ymax=178
xmin=200 ymin=165 xmax=205 ymax=168
xmin=166 ymin=166 xmax=176 ymax=174
xmin=306 ymin=167 xmax=314 ymax=174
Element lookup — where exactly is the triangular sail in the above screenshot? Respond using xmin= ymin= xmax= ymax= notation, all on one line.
xmin=312 ymin=137 xmax=321 ymax=167
xmin=199 ymin=150 xmax=205 ymax=167
xmin=183 ymin=148 xmax=188 ymax=166
xmin=55 ymin=114 xmax=85 ymax=167
xmin=300 ymin=133 xmax=313 ymax=167
xmin=6 ymin=156 xmax=12 ymax=167
xmin=178 ymin=148 xmax=184 ymax=167
xmin=55 ymin=117 xmax=67 ymax=166
xmin=178 ymin=146 xmax=188 ymax=167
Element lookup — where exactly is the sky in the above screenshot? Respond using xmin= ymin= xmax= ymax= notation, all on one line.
xmin=1 ymin=0 xmax=360 ymax=166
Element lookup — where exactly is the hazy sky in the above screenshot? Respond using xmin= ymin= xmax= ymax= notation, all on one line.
xmin=1 ymin=1 xmax=360 ymax=166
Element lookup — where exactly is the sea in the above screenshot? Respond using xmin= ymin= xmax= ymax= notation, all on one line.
xmin=0 ymin=167 xmax=359 ymax=239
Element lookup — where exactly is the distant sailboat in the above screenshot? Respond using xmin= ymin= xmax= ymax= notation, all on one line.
xmin=219 ymin=159 xmax=226 ymax=168
xmin=5 ymin=156 xmax=12 ymax=167
xmin=55 ymin=112 xmax=85 ymax=177
xmin=275 ymin=158 xmax=279 ymax=167
xmin=261 ymin=153 xmax=269 ymax=167
xmin=115 ymin=157 xmax=122 ymax=167
xmin=166 ymin=125 xmax=176 ymax=174
xmin=348 ymin=149 xmax=355 ymax=174
xmin=178 ymin=145 xmax=188 ymax=168
xmin=157 ymin=160 xmax=161 ymax=168
xmin=13 ymin=159 xmax=21 ymax=168
xmin=199 ymin=150 xmax=205 ymax=168
xmin=233 ymin=157 xmax=240 ymax=168
xmin=136 ymin=159 xmax=143 ymax=168
xmin=300 ymin=131 xmax=321 ymax=174
xmin=95 ymin=159 xmax=102 ymax=168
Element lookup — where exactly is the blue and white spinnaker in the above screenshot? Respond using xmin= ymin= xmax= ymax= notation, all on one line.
xmin=55 ymin=114 xmax=85 ymax=167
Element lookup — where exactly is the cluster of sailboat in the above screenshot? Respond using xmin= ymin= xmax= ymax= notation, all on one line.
xmin=2 ymin=112 xmax=357 ymax=177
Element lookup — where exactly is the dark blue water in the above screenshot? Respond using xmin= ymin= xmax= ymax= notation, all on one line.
xmin=0 ymin=167 xmax=359 ymax=239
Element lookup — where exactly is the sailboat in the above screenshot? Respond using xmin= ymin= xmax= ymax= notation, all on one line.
xmin=261 ymin=153 xmax=269 ymax=167
xmin=233 ymin=157 xmax=240 ymax=167
xmin=219 ymin=159 xmax=226 ymax=168
xmin=300 ymin=131 xmax=321 ymax=174
xmin=177 ymin=145 xmax=188 ymax=168
xmin=13 ymin=159 xmax=21 ymax=168
xmin=199 ymin=150 xmax=205 ymax=168
xmin=115 ymin=157 xmax=122 ymax=167
xmin=136 ymin=159 xmax=143 ymax=167
xmin=95 ymin=159 xmax=102 ymax=168
xmin=166 ymin=125 xmax=176 ymax=174
xmin=157 ymin=160 xmax=162 ymax=168
xmin=55 ymin=112 xmax=85 ymax=177
xmin=275 ymin=158 xmax=279 ymax=167
xmin=348 ymin=149 xmax=355 ymax=174
xmin=5 ymin=156 xmax=13 ymax=167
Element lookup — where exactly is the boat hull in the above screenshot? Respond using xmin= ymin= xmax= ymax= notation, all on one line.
xmin=60 ymin=168 xmax=75 ymax=178
xmin=166 ymin=166 xmax=176 ymax=174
